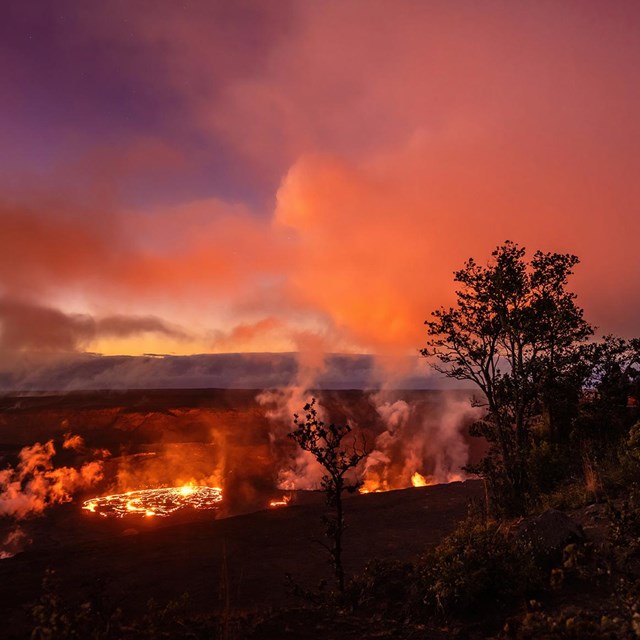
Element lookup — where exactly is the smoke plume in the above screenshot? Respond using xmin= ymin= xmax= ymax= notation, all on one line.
xmin=257 ymin=334 xmax=333 ymax=490
xmin=362 ymin=392 xmax=483 ymax=492
xmin=0 ymin=437 xmax=105 ymax=519
xmin=0 ymin=434 xmax=106 ymax=557
xmin=0 ymin=526 xmax=29 ymax=560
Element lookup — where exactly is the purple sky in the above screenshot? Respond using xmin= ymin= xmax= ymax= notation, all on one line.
xmin=1 ymin=1 xmax=639 ymax=370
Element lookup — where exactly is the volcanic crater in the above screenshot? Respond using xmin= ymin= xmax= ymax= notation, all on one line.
xmin=0 ymin=389 xmax=484 ymax=637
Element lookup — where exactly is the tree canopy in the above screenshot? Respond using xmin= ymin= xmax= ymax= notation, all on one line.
xmin=422 ymin=241 xmax=593 ymax=512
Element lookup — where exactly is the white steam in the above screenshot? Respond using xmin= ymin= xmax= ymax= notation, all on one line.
xmin=0 ymin=435 xmax=106 ymax=557
xmin=362 ymin=392 xmax=483 ymax=491
xmin=257 ymin=334 xmax=330 ymax=490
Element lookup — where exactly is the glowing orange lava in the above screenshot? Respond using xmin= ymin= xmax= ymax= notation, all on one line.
xmin=360 ymin=472 xmax=437 ymax=494
xmin=359 ymin=481 xmax=385 ymax=494
xmin=82 ymin=485 xmax=222 ymax=518
xmin=269 ymin=495 xmax=291 ymax=508
xmin=411 ymin=472 xmax=431 ymax=487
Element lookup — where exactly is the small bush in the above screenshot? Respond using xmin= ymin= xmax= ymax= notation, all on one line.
xmin=505 ymin=570 xmax=640 ymax=639
xmin=29 ymin=572 xmax=240 ymax=640
xmin=30 ymin=570 xmax=123 ymax=640
xmin=347 ymin=559 xmax=425 ymax=621
xmin=508 ymin=607 xmax=637 ymax=640
xmin=350 ymin=517 xmax=543 ymax=625
xmin=420 ymin=518 xmax=542 ymax=621
xmin=606 ymin=487 xmax=640 ymax=580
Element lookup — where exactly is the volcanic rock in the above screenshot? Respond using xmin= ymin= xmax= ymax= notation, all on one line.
xmin=516 ymin=509 xmax=585 ymax=567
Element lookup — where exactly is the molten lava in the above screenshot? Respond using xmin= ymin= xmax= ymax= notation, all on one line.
xmin=269 ymin=495 xmax=290 ymax=508
xmin=359 ymin=481 xmax=385 ymax=494
xmin=82 ymin=485 xmax=223 ymax=518
xmin=411 ymin=472 xmax=430 ymax=487
xmin=360 ymin=471 xmax=436 ymax=494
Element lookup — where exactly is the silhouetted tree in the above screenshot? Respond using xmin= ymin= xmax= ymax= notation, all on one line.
xmin=422 ymin=241 xmax=593 ymax=514
xmin=290 ymin=398 xmax=367 ymax=593
xmin=578 ymin=335 xmax=640 ymax=445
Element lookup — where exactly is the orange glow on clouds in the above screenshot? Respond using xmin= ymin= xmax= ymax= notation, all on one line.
xmin=1 ymin=1 xmax=640 ymax=358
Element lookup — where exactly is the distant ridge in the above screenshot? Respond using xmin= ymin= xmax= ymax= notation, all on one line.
xmin=0 ymin=352 xmax=448 ymax=392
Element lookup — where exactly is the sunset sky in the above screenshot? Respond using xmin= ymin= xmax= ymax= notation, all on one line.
xmin=2 ymin=1 xmax=639 ymax=362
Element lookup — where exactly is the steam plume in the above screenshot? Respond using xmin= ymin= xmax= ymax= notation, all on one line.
xmin=362 ymin=392 xmax=483 ymax=492
xmin=257 ymin=334 xmax=331 ymax=490
xmin=0 ymin=437 xmax=104 ymax=519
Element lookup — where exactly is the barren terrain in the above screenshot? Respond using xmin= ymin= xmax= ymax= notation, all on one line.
xmin=0 ymin=389 xmax=484 ymax=637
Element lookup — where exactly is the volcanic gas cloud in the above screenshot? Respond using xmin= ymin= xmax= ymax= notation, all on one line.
xmin=0 ymin=433 xmax=105 ymax=519
xmin=259 ymin=382 xmax=482 ymax=495
xmin=0 ymin=433 xmax=106 ymax=557
xmin=0 ymin=384 xmax=482 ymax=562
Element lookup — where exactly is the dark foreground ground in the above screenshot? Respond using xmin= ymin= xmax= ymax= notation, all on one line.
xmin=0 ymin=480 xmax=483 ymax=638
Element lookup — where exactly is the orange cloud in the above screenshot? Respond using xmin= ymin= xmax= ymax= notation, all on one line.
xmin=2 ymin=1 xmax=640 ymax=358
xmin=271 ymin=138 xmax=640 ymax=348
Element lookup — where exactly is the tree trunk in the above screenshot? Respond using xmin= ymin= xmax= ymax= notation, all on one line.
xmin=334 ymin=483 xmax=345 ymax=593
